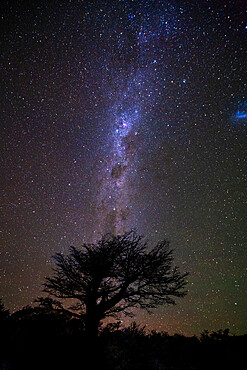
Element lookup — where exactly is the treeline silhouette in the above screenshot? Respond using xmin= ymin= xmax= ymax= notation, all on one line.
xmin=0 ymin=300 xmax=246 ymax=370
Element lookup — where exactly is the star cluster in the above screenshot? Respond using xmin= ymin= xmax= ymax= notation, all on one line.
xmin=0 ymin=0 xmax=246 ymax=336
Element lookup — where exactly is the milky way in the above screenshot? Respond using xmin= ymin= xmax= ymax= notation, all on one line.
xmin=97 ymin=76 xmax=140 ymax=234
xmin=0 ymin=0 xmax=246 ymax=336
xmin=96 ymin=4 xmax=179 ymax=234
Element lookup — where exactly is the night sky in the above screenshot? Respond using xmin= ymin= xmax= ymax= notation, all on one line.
xmin=1 ymin=0 xmax=246 ymax=336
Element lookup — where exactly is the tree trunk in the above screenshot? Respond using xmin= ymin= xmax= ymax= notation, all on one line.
xmin=84 ymin=310 xmax=106 ymax=369
xmin=85 ymin=313 xmax=100 ymax=343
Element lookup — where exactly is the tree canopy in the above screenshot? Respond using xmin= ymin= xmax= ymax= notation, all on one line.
xmin=37 ymin=231 xmax=188 ymax=339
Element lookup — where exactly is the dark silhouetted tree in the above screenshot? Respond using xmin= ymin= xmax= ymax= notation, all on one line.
xmin=38 ymin=231 xmax=188 ymax=342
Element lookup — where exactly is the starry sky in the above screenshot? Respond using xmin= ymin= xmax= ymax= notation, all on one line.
xmin=0 ymin=0 xmax=246 ymax=336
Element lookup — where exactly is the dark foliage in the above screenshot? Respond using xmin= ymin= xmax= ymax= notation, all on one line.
xmin=0 ymin=304 xmax=246 ymax=370
xmin=1 ymin=233 xmax=244 ymax=369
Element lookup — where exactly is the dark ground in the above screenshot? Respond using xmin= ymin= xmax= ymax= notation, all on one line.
xmin=1 ymin=306 xmax=246 ymax=370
